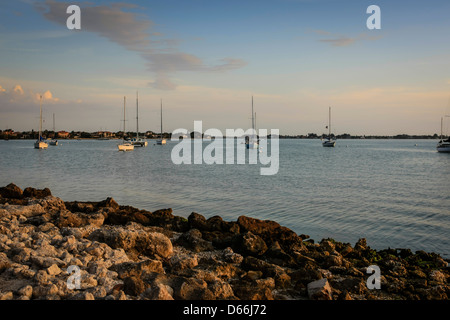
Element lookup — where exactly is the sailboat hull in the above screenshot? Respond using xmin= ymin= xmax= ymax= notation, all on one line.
xmin=246 ymin=142 xmax=259 ymax=149
xmin=322 ymin=140 xmax=336 ymax=147
xmin=34 ymin=141 xmax=48 ymax=149
xmin=133 ymin=141 xmax=148 ymax=147
xmin=131 ymin=139 xmax=148 ymax=147
xmin=118 ymin=143 xmax=134 ymax=151
xmin=156 ymin=139 xmax=167 ymax=145
xmin=437 ymin=142 xmax=450 ymax=153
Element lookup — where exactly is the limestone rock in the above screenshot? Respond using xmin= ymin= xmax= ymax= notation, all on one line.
xmin=0 ymin=183 xmax=23 ymax=199
xmin=232 ymin=232 xmax=267 ymax=256
xmin=307 ymin=278 xmax=332 ymax=300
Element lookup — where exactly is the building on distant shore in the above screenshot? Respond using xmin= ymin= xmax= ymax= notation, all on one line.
xmin=96 ymin=131 xmax=115 ymax=138
xmin=2 ymin=129 xmax=17 ymax=138
xmin=57 ymin=131 xmax=70 ymax=139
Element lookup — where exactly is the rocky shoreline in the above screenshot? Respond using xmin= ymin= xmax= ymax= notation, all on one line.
xmin=0 ymin=183 xmax=448 ymax=301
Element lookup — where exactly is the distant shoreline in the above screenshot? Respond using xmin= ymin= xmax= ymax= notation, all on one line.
xmin=0 ymin=135 xmax=447 ymax=141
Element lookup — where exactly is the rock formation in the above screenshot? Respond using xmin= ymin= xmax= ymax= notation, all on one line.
xmin=0 ymin=183 xmax=448 ymax=300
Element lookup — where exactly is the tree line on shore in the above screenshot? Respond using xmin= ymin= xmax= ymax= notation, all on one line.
xmin=0 ymin=129 xmax=445 ymax=140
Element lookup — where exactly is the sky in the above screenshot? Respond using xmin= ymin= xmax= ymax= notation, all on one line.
xmin=1 ymin=0 xmax=450 ymax=135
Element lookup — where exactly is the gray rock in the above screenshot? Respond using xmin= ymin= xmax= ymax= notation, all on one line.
xmin=307 ymin=278 xmax=332 ymax=300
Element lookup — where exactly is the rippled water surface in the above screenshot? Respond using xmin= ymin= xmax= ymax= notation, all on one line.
xmin=1 ymin=139 xmax=449 ymax=257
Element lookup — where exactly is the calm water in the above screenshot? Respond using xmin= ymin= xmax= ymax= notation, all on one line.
xmin=0 ymin=139 xmax=449 ymax=258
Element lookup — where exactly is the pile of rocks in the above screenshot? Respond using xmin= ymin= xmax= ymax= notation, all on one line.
xmin=0 ymin=183 xmax=448 ymax=300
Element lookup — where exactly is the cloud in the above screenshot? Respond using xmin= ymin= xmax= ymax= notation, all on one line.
xmin=37 ymin=0 xmax=246 ymax=90
xmin=13 ymin=85 xmax=24 ymax=95
xmin=143 ymin=53 xmax=247 ymax=89
xmin=319 ymin=36 xmax=356 ymax=47
xmin=0 ymin=84 xmax=61 ymax=113
xmin=36 ymin=0 xmax=150 ymax=51
xmin=312 ymin=29 xmax=383 ymax=47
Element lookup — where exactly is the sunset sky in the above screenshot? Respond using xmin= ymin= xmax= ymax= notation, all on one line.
xmin=1 ymin=0 xmax=450 ymax=135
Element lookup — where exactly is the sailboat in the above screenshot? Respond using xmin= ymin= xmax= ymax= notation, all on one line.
xmin=246 ymin=96 xmax=259 ymax=149
xmin=118 ymin=96 xmax=135 ymax=152
xmin=49 ymin=113 xmax=58 ymax=146
xmin=322 ymin=106 xmax=336 ymax=147
xmin=131 ymin=91 xmax=148 ymax=147
xmin=437 ymin=116 xmax=450 ymax=153
xmin=34 ymin=95 xmax=48 ymax=149
xmin=156 ymin=99 xmax=167 ymax=145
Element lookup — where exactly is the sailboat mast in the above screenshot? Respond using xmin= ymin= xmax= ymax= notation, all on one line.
xmin=53 ymin=113 xmax=55 ymax=133
xmin=123 ymin=96 xmax=126 ymax=140
xmin=160 ymin=99 xmax=163 ymax=140
xmin=251 ymin=96 xmax=255 ymax=131
xmin=39 ymin=95 xmax=43 ymax=139
xmin=329 ymin=106 xmax=331 ymax=137
xmin=136 ymin=91 xmax=139 ymax=139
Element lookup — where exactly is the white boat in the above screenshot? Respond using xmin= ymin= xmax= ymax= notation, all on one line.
xmin=34 ymin=95 xmax=48 ymax=149
xmin=131 ymin=91 xmax=148 ymax=147
xmin=437 ymin=116 xmax=450 ymax=153
xmin=156 ymin=99 xmax=167 ymax=145
xmin=246 ymin=96 xmax=259 ymax=149
xmin=118 ymin=96 xmax=135 ymax=152
xmin=322 ymin=106 xmax=336 ymax=147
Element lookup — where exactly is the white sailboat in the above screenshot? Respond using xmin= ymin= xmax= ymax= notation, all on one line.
xmin=246 ymin=96 xmax=259 ymax=149
xmin=50 ymin=113 xmax=58 ymax=146
xmin=34 ymin=95 xmax=48 ymax=149
xmin=131 ymin=91 xmax=148 ymax=147
xmin=437 ymin=116 xmax=450 ymax=153
xmin=118 ymin=96 xmax=134 ymax=152
xmin=322 ymin=106 xmax=336 ymax=147
xmin=156 ymin=99 xmax=167 ymax=145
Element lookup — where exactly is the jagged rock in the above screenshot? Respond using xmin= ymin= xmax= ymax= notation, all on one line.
xmin=222 ymin=247 xmax=243 ymax=264
xmin=208 ymin=280 xmax=236 ymax=299
xmin=231 ymin=232 xmax=267 ymax=256
xmin=0 ymin=291 xmax=14 ymax=300
xmin=320 ymin=239 xmax=336 ymax=253
xmin=170 ymin=253 xmax=198 ymax=272
xmin=46 ymin=264 xmax=61 ymax=276
xmin=111 ymin=259 xmax=164 ymax=279
xmin=339 ymin=244 xmax=353 ymax=257
xmin=324 ymin=254 xmax=343 ymax=268
xmin=17 ymin=285 xmax=33 ymax=300
xmin=0 ymin=252 xmax=11 ymax=271
xmin=123 ymin=276 xmax=146 ymax=296
xmin=173 ymin=277 xmax=214 ymax=300
xmin=331 ymin=277 xmax=367 ymax=295
xmin=55 ymin=211 xmax=104 ymax=228
xmin=143 ymin=283 xmax=174 ymax=300
xmin=206 ymin=216 xmax=240 ymax=233
xmin=231 ymin=277 xmax=275 ymax=300
xmin=88 ymin=226 xmax=173 ymax=259
xmin=264 ymin=241 xmax=296 ymax=266
xmin=237 ymin=216 xmax=303 ymax=252
xmin=354 ymin=238 xmax=368 ymax=251
xmin=0 ymin=183 xmax=23 ymax=199
xmin=23 ymin=187 xmax=51 ymax=199
xmin=175 ymin=229 xmax=214 ymax=252
xmin=289 ymin=266 xmax=323 ymax=286
xmin=188 ymin=212 xmax=207 ymax=230
xmin=307 ymin=278 xmax=332 ymax=300
xmin=429 ymin=270 xmax=447 ymax=284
